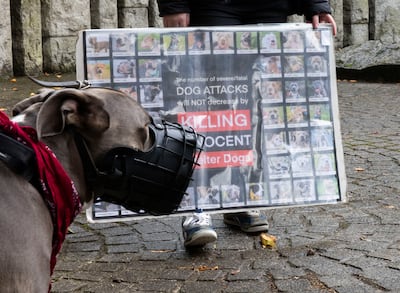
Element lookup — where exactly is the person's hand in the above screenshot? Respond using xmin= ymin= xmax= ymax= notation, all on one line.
xmin=311 ymin=13 xmax=337 ymax=36
xmin=162 ymin=13 xmax=190 ymax=27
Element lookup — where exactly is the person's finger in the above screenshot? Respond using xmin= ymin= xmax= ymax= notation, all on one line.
xmin=318 ymin=14 xmax=337 ymax=36
xmin=325 ymin=14 xmax=337 ymax=36
xmin=312 ymin=15 xmax=320 ymax=29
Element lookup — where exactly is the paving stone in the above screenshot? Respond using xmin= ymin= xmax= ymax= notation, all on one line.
xmin=40 ymin=80 xmax=400 ymax=292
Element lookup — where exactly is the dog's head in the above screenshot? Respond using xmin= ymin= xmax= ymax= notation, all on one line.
xmin=168 ymin=34 xmax=179 ymax=50
xmin=192 ymin=32 xmax=206 ymax=50
xmin=224 ymin=185 xmax=241 ymax=201
xmin=293 ymin=154 xmax=311 ymax=171
xmin=265 ymin=56 xmax=280 ymax=74
xmin=317 ymin=155 xmax=332 ymax=171
xmin=89 ymin=37 xmax=97 ymax=46
xmin=289 ymin=106 xmax=307 ymax=123
xmin=240 ymin=32 xmax=251 ymax=48
xmin=266 ymin=108 xmax=279 ymax=124
xmin=289 ymin=82 xmax=299 ymax=94
xmin=291 ymin=130 xmax=310 ymax=148
xmin=141 ymin=35 xmax=158 ymax=51
xmin=295 ymin=180 xmax=310 ymax=195
xmin=117 ymin=61 xmax=135 ymax=75
xmin=283 ymin=31 xmax=303 ymax=49
xmin=268 ymin=132 xmax=284 ymax=148
xmin=312 ymin=80 xmax=327 ymax=96
xmin=144 ymin=85 xmax=161 ymax=102
xmin=261 ymin=81 xmax=281 ymax=99
xmin=286 ymin=56 xmax=304 ymax=73
xmin=214 ymin=32 xmax=232 ymax=50
xmin=262 ymin=33 xmax=278 ymax=49
xmin=310 ymin=56 xmax=324 ymax=72
xmin=12 ymin=87 xmax=153 ymax=204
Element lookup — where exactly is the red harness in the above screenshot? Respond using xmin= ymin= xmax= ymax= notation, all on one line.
xmin=0 ymin=111 xmax=82 ymax=274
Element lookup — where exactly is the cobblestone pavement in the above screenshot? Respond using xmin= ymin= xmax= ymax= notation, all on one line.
xmin=3 ymin=77 xmax=400 ymax=292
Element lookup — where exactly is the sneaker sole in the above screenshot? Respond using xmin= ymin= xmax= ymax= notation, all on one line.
xmin=223 ymin=218 xmax=269 ymax=233
xmin=184 ymin=230 xmax=217 ymax=247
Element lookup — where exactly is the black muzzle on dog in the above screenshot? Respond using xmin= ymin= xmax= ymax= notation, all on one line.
xmin=27 ymin=77 xmax=205 ymax=215
xmin=75 ymin=118 xmax=204 ymax=215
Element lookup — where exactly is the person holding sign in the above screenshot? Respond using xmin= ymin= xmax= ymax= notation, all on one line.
xmin=157 ymin=0 xmax=337 ymax=247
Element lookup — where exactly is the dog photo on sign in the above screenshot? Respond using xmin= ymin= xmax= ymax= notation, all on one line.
xmin=314 ymin=153 xmax=336 ymax=174
xmin=246 ymin=183 xmax=266 ymax=203
xmin=138 ymin=33 xmax=161 ymax=55
xmin=260 ymin=31 xmax=281 ymax=53
xmin=289 ymin=130 xmax=310 ymax=150
xmin=309 ymin=79 xmax=329 ymax=100
xmin=267 ymin=156 xmax=291 ymax=178
xmin=307 ymin=55 xmax=328 ymax=76
xmin=236 ymin=31 xmax=258 ymax=53
xmin=311 ymin=128 xmax=334 ymax=149
xmin=178 ymin=187 xmax=196 ymax=210
xmin=263 ymin=106 xmax=284 ymax=128
xmin=86 ymin=60 xmax=111 ymax=82
xmin=163 ymin=33 xmax=186 ymax=54
xmin=287 ymin=105 xmax=309 ymax=126
xmin=282 ymin=30 xmax=304 ymax=52
xmin=221 ymin=184 xmax=243 ymax=206
xmin=317 ymin=177 xmax=339 ymax=199
xmin=260 ymin=80 xmax=283 ymax=102
xmin=283 ymin=55 xmax=304 ymax=77
xmin=293 ymin=179 xmax=315 ymax=201
xmin=138 ymin=59 xmax=161 ymax=81
xmin=188 ymin=31 xmax=211 ymax=54
xmin=113 ymin=59 xmax=136 ymax=81
xmin=306 ymin=30 xmax=325 ymax=52
xmin=212 ymin=31 xmax=235 ymax=53
xmin=309 ymin=104 xmax=331 ymax=126
xmin=139 ymin=83 xmax=163 ymax=108
xmin=285 ymin=80 xmax=305 ymax=101
xmin=116 ymin=85 xmax=138 ymax=101
xmin=111 ymin=33 xmax=136 ymax=55
xmin=269 ymin=180 xmax=292 ymax=203
xmin=266 ymin=131 xmax=287 ymax=154
xmin=197 ymin=186 xmax=220 ymax=208
xmin=291 ymin=153 xmax=313 ymax=177
xmin=86 ymin=34 xmax=110 ymax=56
xmin=260 ymin=56 xmax=282 ymax=76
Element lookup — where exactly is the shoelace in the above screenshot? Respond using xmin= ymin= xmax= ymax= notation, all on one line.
xmin=191 ymin=213 xmax=211 ymax=226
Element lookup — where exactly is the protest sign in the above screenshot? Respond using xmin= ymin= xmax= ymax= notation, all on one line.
xmin=76 ymin=24 xmax=346 ymax=222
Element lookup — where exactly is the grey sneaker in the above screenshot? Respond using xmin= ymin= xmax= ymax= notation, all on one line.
xmin=223 ymin=210 xmax=269 ymax=233
xmin=182 ymin=213 xmax=217 ymax=247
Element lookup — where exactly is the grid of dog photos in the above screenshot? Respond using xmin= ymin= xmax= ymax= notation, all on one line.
xmin=79 ymin=24 xmax=345 ymax=222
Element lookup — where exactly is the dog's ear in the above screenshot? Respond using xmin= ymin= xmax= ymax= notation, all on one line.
xmin=12 ymin=88 xmax=55 ymax=117
xmin=36 ymin=88 xmax=109 ymax=138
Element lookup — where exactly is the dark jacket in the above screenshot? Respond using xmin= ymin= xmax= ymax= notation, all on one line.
xmin=157 ymin=0 xmax=332 ymax=21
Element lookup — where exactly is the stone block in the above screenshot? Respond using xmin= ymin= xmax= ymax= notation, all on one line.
xmin=345 ymin=24 xmax=369 ymax=46
xmin=118 ymin=8 xmax=148 ymax=28
xmin=148 ymin=0 xmax=162 ymax=27
xmin=0 ymin=0 xmax=13 ymax=77
xmin=330 ymin=0 xmax=344 ymax=48
xmin=346 ymin=0 xmax=369 ymax=23
xmin=371 ymin=0 xmax=399 ymax=40
xmin=91 ymin=0 xmax=118 ymax=29
xmin=376 ymin=6 xmax=400 ymax=43
xmin=42 ymin=36 xmax=78 ymax=72
xmin=41 ymin=0 xmax=90 ymax=37
xmin=11 ymin=0 xmax=42 ymax=75
xmin=118 ymin=0 xmax=149 ymax=8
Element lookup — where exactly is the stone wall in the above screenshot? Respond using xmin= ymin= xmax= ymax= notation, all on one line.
xmin=0 ymin=0 xmax=13 ymax=77
xmin=336 ymin=0 xmax=400 ymax=70
xmin=1 ymin=0 xmax=400 ymax=77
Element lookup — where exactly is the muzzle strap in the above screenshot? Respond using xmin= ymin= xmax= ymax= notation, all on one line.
xmin=72 ymin=119 xmax=205 ymax=215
